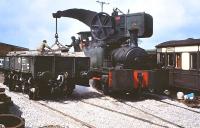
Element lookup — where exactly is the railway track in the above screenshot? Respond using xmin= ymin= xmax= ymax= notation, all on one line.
xmin=142 ymin=92 xmax=200 ymax=114
xmin=35 ymin=101 xmax=96 ymax=128
xmin=70 ymin=89 xmax=199 ymax=128
xmin=81 ymin=100 xmax=171 ymax=128
xmin=84 ymin=91 xmax=198 ymax=127
xmin=98 ymin=91 xmax=200 ymax=115
xmin=7 ymin=90 xmax=170 ymax=128
xmin=5 ymin=87 xmax=177 ymax=128
xmin=93 ymin=92 xmax=200 ymax=128
xmin=3 ymin=87 xmax=96 ymax=128
xmin=112 ymin=100 xmax=184 ymax=128
xmin=29 ymin=93 xmax=172 ymax=128
xmin=3 ymin=84 xmax=199 ymax=128
xmin=80 ymin=99 xmax=184 ymax=128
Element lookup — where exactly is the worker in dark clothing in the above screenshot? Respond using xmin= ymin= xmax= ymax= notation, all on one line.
xmin=66 ymin=36 xmax=81 ymax=52
xmin=112 ymin=8 xmax=118 ymax=16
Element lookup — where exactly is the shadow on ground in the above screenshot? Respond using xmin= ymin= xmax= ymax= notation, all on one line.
xmin=9 ymin=103 xmax=23 ymax=117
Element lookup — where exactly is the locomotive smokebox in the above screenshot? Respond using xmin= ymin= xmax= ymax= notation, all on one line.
xmin=112 ymin=46 xmax=147 ymax=69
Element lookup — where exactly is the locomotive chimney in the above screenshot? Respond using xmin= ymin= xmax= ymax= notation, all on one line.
xmin=129 ymin=28 xmax=139 ymax=47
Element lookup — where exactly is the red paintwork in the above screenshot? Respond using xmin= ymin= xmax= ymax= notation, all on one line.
xmin=133 ymin=70 xmax=149 ymax=89
xmin=92 ymin=77 xmax=101 ymax=80
xmin=108 ymin=71 xmax=112 ymax=87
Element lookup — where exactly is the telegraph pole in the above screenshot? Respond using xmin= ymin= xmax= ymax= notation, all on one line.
xmin=96 ymin=0 xmax=109 ymax=12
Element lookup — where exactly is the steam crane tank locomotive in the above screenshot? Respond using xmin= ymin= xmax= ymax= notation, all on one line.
xmin=53 ymin=8 xmax=169 ymax=94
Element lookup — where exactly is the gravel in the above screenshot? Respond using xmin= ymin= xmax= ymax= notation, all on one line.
xmin=1 ymin=82 xmax=200 ymax=128
xmin=1 ymin=85 xmax=88 ymax=128
xmin=126 ymin=98 xmax=200 ymax=128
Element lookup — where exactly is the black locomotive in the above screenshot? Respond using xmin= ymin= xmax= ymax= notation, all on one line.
xmin=53 ymin=8 xmax=168 ymax=94
xmin=0 ymin=52 xmax=90 ymax=99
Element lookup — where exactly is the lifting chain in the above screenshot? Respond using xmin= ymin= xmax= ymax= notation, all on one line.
xmin=51 ymin=18 xmax=65 ymax=49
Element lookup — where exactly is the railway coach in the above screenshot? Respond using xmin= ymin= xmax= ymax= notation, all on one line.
xmin=156 ymin=38 xmax=200 ymax=91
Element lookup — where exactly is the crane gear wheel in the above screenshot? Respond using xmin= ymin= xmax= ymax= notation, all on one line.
xmin=90 ymin=12 xmax=114 ymax=41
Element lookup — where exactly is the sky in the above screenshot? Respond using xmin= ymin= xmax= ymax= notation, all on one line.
xmin=0 ymin=0 xmax=200 ymax=50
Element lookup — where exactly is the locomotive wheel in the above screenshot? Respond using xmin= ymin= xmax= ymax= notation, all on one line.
xmin=3 ymin=81 xmax=8 ymax=86
xmin=14 ymin=84 xmax=22 ymax=92
xmin=66 ymin=86 xmax=74 ymax=96
xmin=62 ymin=84 xmax=74 ymax=96
xmin=101 ymin=83 xmax=109 ymax=95
xmin=29 ymin=91 xmax=34 ymax=100
xmin=135 ymin=84 xmax=142 ymax=97
xmin=66 ymin=88 xmax=73 ymax=96
xmin=22 ymin=84 xmax=29 ymax=94
xmin=21 ymin=84 xmax=26 ymax=94
xmin=90 ymin=12 xmax=114 ymax=40
xmin=29 ymin=91 xmax=37 ymax=100
xmin=100 ymin=75 xmax=109 ymax=95
xmin=8 ymin=84 xmax=15 ymax=92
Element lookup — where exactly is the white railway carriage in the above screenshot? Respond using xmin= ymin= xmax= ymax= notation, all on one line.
xmin=156 ymin=38 xmax=200 ymax=91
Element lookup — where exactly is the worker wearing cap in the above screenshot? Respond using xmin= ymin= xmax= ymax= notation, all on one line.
xmin=37 ymin=40 xmax=51 ymax=53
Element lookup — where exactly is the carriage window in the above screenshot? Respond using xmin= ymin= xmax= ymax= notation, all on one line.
xmin=175 ymin=53 xmax=181 ymax=68
xmin=167 ymin=54 xmax=174 ymax=66
xmin=190 ymin=53 xmax=197 ymax=69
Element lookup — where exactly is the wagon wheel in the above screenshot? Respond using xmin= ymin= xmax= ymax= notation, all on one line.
xmin=28 ymin=87 xmax=39 ymax=100
xmin=8 ymin=82 xmax=15 ymax=92
xmin=62 ymin=82 xmax=75 ymax=96
xmin=90 ymin=12 xmax=114 ymax=41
